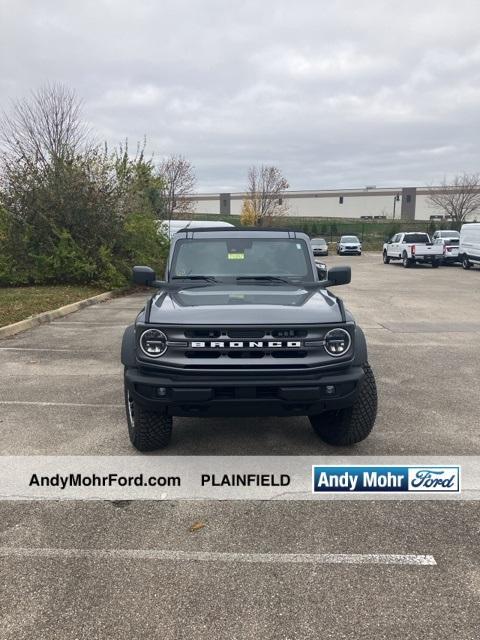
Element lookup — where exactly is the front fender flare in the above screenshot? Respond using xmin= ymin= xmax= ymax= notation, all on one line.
xmin=352 ymin=325 xmax=368 ymax=366
xmin=121 ymin=325 xmax=137 ymax=368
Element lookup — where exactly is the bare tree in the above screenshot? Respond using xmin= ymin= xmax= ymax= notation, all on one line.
xmin=158 ymin=154 xmax=196 ymax=221
xmin=245 ymin=165 xmax=289 ymax=225
xmin=0 ymin=83 xmax=94 ymax=234
xmin=427 ymin=174 xmax=480 ymax=225
xmin=0 ymin=83 xmax=89 ymax=173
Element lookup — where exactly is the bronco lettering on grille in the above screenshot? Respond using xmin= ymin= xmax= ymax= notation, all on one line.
xmin=190 ymin=341 xmax=302 ymax=348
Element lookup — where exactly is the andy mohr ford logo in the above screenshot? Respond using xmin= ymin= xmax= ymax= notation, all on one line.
xmin=312 ymin=465 xmax=460 ymax=493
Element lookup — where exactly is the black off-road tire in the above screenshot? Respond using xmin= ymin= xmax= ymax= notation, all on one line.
xmin=125 ymin=381 xmax=172 ymax=451
xmin=309 ymin=363 xmax=377 ymax=446
xmin=383 ymin=251 xmax=390 ymax=264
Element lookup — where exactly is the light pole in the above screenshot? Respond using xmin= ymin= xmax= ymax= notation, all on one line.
xmin=393 ymin=193 xmax=400 ymax=220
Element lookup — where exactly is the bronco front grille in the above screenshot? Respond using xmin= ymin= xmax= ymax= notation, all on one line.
xmin=182 ymin=327 xmax=310 ymax=359
xmin=137 ymin=324 xmax=354 ymax=370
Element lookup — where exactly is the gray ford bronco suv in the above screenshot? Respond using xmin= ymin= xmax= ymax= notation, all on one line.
xmin=121 ymin=227 xmax=377 ymax=451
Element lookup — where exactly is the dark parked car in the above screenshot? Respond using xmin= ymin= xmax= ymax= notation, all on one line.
xmin=310 ymin=237 xmax=329 ymax=256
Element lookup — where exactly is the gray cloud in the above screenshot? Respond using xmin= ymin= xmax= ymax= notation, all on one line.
xmin=1 ymin=0 xmax=480 ymax=191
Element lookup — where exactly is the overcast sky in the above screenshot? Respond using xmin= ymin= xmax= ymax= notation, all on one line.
xmin=1 ymin=0 xmax=480 ymax=192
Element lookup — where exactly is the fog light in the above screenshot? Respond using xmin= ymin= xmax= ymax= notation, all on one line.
xmin=325 ymin=385 xmax=336 ymax=395
xmin=157 ymin=387 xmax=167 ymax=397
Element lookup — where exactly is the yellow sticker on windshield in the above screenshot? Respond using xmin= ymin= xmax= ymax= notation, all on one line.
xmin=228 ymin=252 xmax=245 ymax=260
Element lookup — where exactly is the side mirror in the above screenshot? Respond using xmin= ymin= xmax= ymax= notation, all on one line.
xmin=326 ymin=265 xmax=351 ymax=286
xmin=132 ymin=266 xmax=156 ymax=286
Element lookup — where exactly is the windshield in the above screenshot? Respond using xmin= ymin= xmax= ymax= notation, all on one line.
xmin=439 ymin=230 xmax=459 ymax=238
xmin=341 ymin=236 xmax=360 ymax=242
xmin=171 ymin=237 xmax=314 ymax=281
xmin=404 ymin=233 xmax=430 ymax=243
xmin=311 ymin=238 xmax=326 ymax=246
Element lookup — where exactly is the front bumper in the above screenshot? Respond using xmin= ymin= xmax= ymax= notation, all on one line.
xmin=125 ymin=366 xmax=365 ymax=417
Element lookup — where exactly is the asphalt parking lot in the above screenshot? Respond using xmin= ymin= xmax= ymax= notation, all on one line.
xmin=1 ymin=252 xmax=479 ymax=638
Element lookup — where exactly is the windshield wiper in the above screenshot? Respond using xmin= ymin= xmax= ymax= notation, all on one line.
xmin=172 ymin=275 xmax=218 ymax=283
xmin=236 ymin=275 xmax=292 ymax=284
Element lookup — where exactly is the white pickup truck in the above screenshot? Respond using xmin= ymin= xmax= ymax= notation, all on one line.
xmin=383 ymin=232 xmax=443 ymax=268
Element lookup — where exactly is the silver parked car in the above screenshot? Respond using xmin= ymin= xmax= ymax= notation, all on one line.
xmin=433 ymin=237 xmax=460 ymax=264
xmin=310 ymin=237 xmax=329 ymax=256
xmin=432 ymin=230 xmax=460 ymax=242
xmin=337 ymin=235 xmax=362 ymax=255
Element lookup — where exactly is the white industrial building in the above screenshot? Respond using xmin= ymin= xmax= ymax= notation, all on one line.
xmin=184 ymin=186 xmax=469 ymax=221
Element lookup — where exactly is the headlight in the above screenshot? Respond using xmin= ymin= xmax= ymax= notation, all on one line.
xmin=324 ymin=328 xmax=351 ymax=357
xmin=140 ymin=329 xmax=168 ymax=357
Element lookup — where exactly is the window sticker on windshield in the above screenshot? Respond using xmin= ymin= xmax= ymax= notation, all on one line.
xmin=296 ymin=244 xmax=301 ymax=249
xmin=228 ymin=252 xmax=245 ymax=260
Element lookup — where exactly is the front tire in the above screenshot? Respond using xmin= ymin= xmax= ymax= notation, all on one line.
xmin=383 ymin=251 xmax=390 ymax=264
xmin=309 ymin=363 xmax=377 ymax=446
xmin=125 ymin=382 xmax=172 ymax=451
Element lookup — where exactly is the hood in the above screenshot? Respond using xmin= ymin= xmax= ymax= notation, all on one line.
xmin=148 ymin=284 xmax=343 ymax=325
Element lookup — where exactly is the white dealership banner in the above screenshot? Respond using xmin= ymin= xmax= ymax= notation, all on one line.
xmin=0 ymin=456 xmax=479 ymax=500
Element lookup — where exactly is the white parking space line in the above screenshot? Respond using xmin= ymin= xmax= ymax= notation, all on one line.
xmin=0 ymin=347 xmax=75 ymax=352
xmin=0 ymin=547 xmax=437 ymax=565
xmin=50 ymin=322 xmax=128 ymax=326
xmin=0 ymin=401 xmax=122 ymax=408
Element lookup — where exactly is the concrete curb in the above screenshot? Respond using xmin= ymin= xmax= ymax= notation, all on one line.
xmin=0 ymin=290 xmax=122 ymax=340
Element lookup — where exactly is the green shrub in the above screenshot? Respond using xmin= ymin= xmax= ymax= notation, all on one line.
xmin=29 ymin=230 xmax=97 ymax=284
xmin=112 ymin=213 xmax=169 ymax=284
xmin=0 ymin=143 xmax=169 ymax=288
xmin=0 ymin=210 xmax=168 ymax=288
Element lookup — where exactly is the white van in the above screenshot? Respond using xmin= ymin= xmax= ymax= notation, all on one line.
xmin=157 ymin=219 xmax=234 ymax=239
xmin=459 ymin=223 xmax=480 ymax=269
